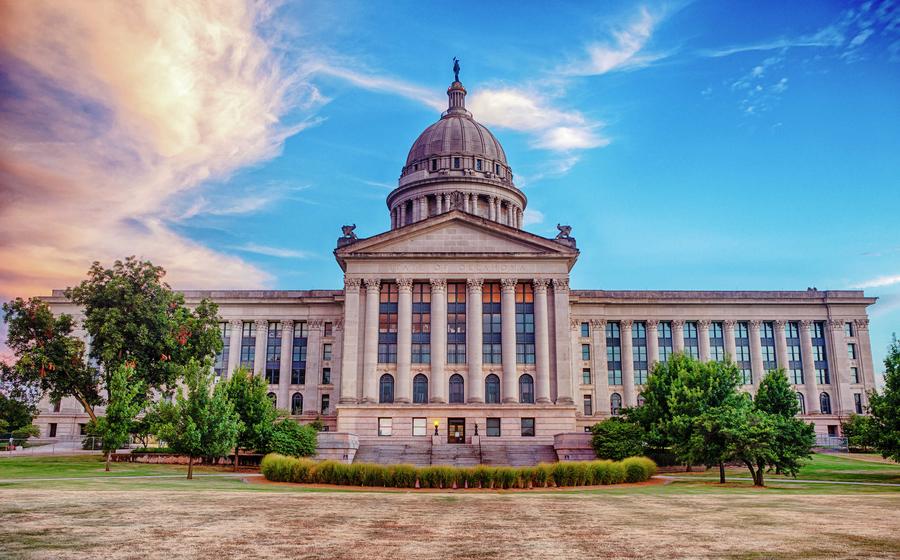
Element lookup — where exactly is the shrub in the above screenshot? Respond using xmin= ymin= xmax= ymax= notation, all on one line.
xmin=473 ymin=465 xmax=493 ymax=488
xmin=515 ymin=467 xmax=534 ymax=488
xmin=621 ymin=456 xmax=657 ymax=483
xmin=390 ymin=464 xmax=417 ymax=488
xmin=533 ymin=463 xmax=551 ymax=488
xmin=261 ymin=453 xmax=294 ymax=482
xmin=268 ymin=420 xmax=317 ymax=458
xmin=591 ymin=417 xmax=646 ymax=461
xmin=572 ymin=462 xmax=593 ymax=486
xmin=495 ymin=467 xmax=517 ymax=489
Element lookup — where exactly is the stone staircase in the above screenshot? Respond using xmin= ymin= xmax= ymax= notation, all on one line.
xmin=480 ymin=443 xmax=558 ymax=466
xmin=352 ymin=441 xmax=559 ymax=467
xmin=430 ymin=444 xmax=482 ymax=466
xmin=353 ymin=442 xmax=432 ymax=466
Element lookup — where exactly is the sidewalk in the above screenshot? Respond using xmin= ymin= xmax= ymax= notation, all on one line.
xmin=658 ymin=475 xmax=900 ymax=487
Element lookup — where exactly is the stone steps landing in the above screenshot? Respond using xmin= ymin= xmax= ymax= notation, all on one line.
xmin=352 ymin=443 xmax=432 ymax=466
xmin=352 ymin=441 xmax=560 ymax=467
xmin=480 ymin=444 xmax=558 ymax=466
xmin=431 ymin=444 xmax=481 ymax=467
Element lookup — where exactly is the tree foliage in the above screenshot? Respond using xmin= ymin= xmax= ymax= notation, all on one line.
xmin=2 ymin=297 xmax=102 ymax=420
xmin=89 ymin=364 xmax=145 ymax=471
xmin=841 ymin=414 xmax=877 ymax=451
xmin=65 ymin=257 xmax=222 ymax=399
xmin=222 ymin=368 xmax=277 ymax=453
xmin=268 ymin=419 xmax=318 ymax=458
xmin=0 ymin=390 xmax=37 ymax=434
xmin=868 ymin=337 xmax=900 ymax=462
xmin=154 ymin=360 xmax=242 ymax=479
xmin=590 ymin=417 xmax=645 ymax=461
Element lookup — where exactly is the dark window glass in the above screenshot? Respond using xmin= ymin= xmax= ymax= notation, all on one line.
xmin=240 ymin=321 xmax=256 ymax=370
xmin=582 ymin=368 xmax=591 ymax=385
xmin=482 ymin=282 xmax=502 ymax=364
xmin=321 ymin=394 xmax=330 ymax=415
xmin=735 ymin=322 xmax=752 ymax=385
xmin=787 ymin=321 xmax=803 ymax=385
xmin=486 ymin=417 xmax=501 ymax=437
xmin=413 ymin=374 xmax=429 ymax=404
xmin=812 ymin=322 xmax=830 ymax=384
xmin=820 ymin=392 xmax=832 ymax=414
xmin=580 ymin=322 xmax=589 ymax=337
xmin=321 ymin=367 xmax=331 ymax=385
xmin=761 ymin=321 xmax=777 ymax=371
xmin=447 ymin=283 xmax=466 ymax=364
xmin=515 ymin=283 xmax=535 ymax=364
xmin=379 ymin=374 xmax=394 ymax=404
xmin=265 ymin=321 xmax=282 ymax=385
xmin=519 ymin=374 xmax=534 ymax=404
xmin=606 ymin=322 xmax=622 ymax=385
xmin=292 ymin=322 xmax=308 ymax=385
xmin=854 ymin=393 xmax=863 ymax=414
xmin=521 ymin=417 xmax=535 ymax=437
xmin=485 ymin=374 xmax=500 ymax=404
xmin=610 ymin=393 xmax=622 ymax=415
xmin=412 ymin=283 xmax=431 ymax=364
xmin=844 ymin=322 xmax=854 ymax=337
xmin=583 ymin=395 xmax=593 ymax=416
xmin=709 ymin=322 xmax=725 ymax=361
xmin=658 ymin=321 xmax=673 ymax=362
xmin=291 ymin=393 xmax=303 ymax=415
xmin=684 ymin=321 xmax=699 ymax=359
xmin=796 ymin=392 xmax=806 ymax=414
xmin=449 ymin=374 xmax=465 ymax=404
xmin=214 ymin=322 xmax=231 ymax=377
xmin=632 ymin=321 xmax=648 ymax=385
xmin=267 ymin=392 xmax=277 ymax=405
xmin=378 ymin=283 xmax=398 ymax=363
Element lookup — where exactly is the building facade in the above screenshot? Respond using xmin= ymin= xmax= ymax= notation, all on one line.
xmin=37 ymin=75 xmax=877 ymax=451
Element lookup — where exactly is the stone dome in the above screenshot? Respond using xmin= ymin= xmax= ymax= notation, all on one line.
xmin=404 ymin=107 xmax=508 ymax=167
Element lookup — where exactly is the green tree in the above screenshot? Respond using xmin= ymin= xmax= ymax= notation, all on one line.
xmin=268 ymin=419 xmax=318 ymax=457
xmin=0 ymin=390 xmax=37 ymax=435
xmin=89 ymin=364 xmax=145 ymax=471
xmin=841 ymin=414 xmax=876 ymax=452
xmin=65 ymin=257 xmax=222 ymax=400
xmin=222 ymin=368 xmax=278 ymax=470
xmin=868 ymin=336 xmax=900 ymax=462
xmin=631 ymin=353 xmax=689 ymax=451
xmin=2 ymin=298 xmax=102 ymax=420
xmin=590 ymin=417 xmax=645 ymax=461
xmin=155 ymin=360 xmax=242 ymax=479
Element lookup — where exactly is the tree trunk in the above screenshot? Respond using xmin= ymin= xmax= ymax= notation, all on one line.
xmin=187 ymin=455 xmax=194 ymax=480
xmin=106 ymin=452 xmax=111 ymax=472
xmin=234 ymin=448 xmax=239 ymax=472
xmin=755 ymin=468 xmax=765 ymax=487
xmin=75 ymin=395 xmax=97 ymax=422
xmin=685 ymin=463 xmax=692 ymax=472
xmin=719 ymin=462 xmax=725 ymax=484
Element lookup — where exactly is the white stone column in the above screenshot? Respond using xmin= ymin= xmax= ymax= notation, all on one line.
xmin=488 ymin=197 xmax=495 ymax=221
xmin=466 ymin=278 xmax=484 ymax=403
xmin=855 ymin=319 xmax=875 ymax=389
xmin=533 ymin=278 xmax=551 ymax=403
xmin=552 ymin=278 xmax=574 ymax=405
xmin=829 ymin=320 xmax=854 ymax=415
xmin=278 ymin=320 xmax=293 ymax=409
xmin=436 ymin=194 xmax=444 ymax=214
xmin=463 ymin=193 xmax=471 ymax=213
xmin=420 ymin=196 xmax=428 ymax=221
xmin=570 ymin=320 xmax=581 ymax=409
xmin=724 ymin=320 xmax=737 ymax=362
xmin=699 ymin=320 xmax=711 ymax=362
xmin=227 ymin=319 xmax=242 ymax=378
xmin=591 ymin=319 xmax=609 ymax=416
xmin=430 ymin=279 xmax=447 ymax=403
xmin=306 ymin=320 xmax=323 ymax=409
xmin=621 ymin=320 xmax=636 ymax=407
xmin=673 ymin=319 xmax=685 ymax=354
xmin=362 ymin=278 xmax=381 ymax=403
xmin=800 ymin=320 xmax=821 ymax=413
xmin=396 ymin=278 xmax=413 ymax=404
xmin=253 ymin=319 xmax=267 ymax=376
xmin=444 ymin=193 xmax=451 ymax=212
xmin=749 ymin=320 xmax=765 ymax=390
xmin=399 ymin=204 xmax=407 ymax=227
xmin=500 ymin=279 xmax=518 ymax=403
xmin=340 ymin=278 xmax=361 ymax=404
xmin=647 ymin=320 xmax=659 ymax=368
xmin=774 ymin=320 xmax=789 ymax=371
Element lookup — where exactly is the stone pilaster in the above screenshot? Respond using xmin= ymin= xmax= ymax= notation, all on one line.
xmin=466 ymin=278 xmax=484 ymax=403
xmin=749 ymin=320 xmax=764 ymax=391
xmin=533 ymin=278 xmax=551 ymax=403
xmin=227 ymin=319 xmax=242 ymax=378
xmin=362 ymin=278 xmax=381 ymax=403
xmin=591 ymin=319 xmax=609 ymax=416
xmin=774 ymin=320 xmax=789 ymax=373
xmin=855 ymin=319 xmax=875 ymax=390
xmin=552 ymin=278 xmax=574 ymax=405
xmin=278 ymin=320 xmax=293 ymax=409
xmin=800 ymin=320 xmax=821 ymax=413
xmin=253 ymin=319 xmax=268 ymax=377
xmin=500 ymin=278 xmax=518 ymax=403
xmin=307 ymin=319 xmax=324 ymax=410
xmin=396 ymin=278 xmax=413 ymax=404
xmin=724 ymin=320 xmax=737 ymax=362
xmin=699 ymin=320 xmax=711 ymax=362
xmin=621 ymin=320 xmax=636 ymax=407
xmin=829 ymin=320 xmax=854 ymax=415
xmin=339 ymin=278 xmax=361 ymax=404
xmin=429 ymin=279 xmax=447 ymax=403
xmin=646 ymin=320 xmax=659 ymax=368
xmin=673 ymin=319 xmax=685 ymax=354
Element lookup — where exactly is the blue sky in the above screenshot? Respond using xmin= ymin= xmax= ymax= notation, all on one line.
xmin=2 ymin=0 xmax=899 ymax=373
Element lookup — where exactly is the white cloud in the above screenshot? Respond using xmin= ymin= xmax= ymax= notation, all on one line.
xmin=564 ymin=7 xmax=663 ymax=76
xmin=230 ymin=243 xmax=316 ymax=259
xmin=523 ymin=208 xmax=545 ymax=226
xmin=308 ymin=63 xmax=444 ymax=112
xmin=852 ymin=274 xmax=900 ymax=289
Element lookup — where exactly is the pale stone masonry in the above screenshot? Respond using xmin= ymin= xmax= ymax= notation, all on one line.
xmin=35 ymin=75 xmax=877 ymax=446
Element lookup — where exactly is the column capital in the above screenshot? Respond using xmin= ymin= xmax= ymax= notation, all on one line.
xmin=646 ymin=319 xmax=659 ymax=328
xmin=854 ymin=318 xmax=870 ymax=330
xmin=569 ymin=318 xmax=581 ymax=331
xmin=698 ymin=319 xmax=711 ymax=328
xmin=672 ymin=319 xmax=685 ymax=328
xmin=774 ymin=319 xmax=787 ymax=329
xmin=621 ymin=319 xmax=634 ymax=329
xmin=500 ymin=278 xmax=518 ymax=290
xmin=827 ymin=319 xmax=843 ymax=329
xmin=429 ymin=278 xmax=447 ymax=292
xmin=533 ymin=278 xmax=549 ymax=292
xmin=344 ymin=277 xmax=362 ymax=292
xmin=749 ymin=319 xmax=762 ymax=329
xmin=364 ymin=277 xmax=381 ymax=291
xmin=800 ymin=319 xmax=813 ymax=329
xmin=724 ymin=320 xmax=736 ymax=328
xmin=551 ymin=278 xmax=569 ymax=292
xmin=309 ymin=319 xmax=324 ymax=330
xmin=229 ymin=318 xmax=243 ymax=328
xmin=466 ymin=278 xmax=483 ymax=291
xmin=590 ymin=319 xmax=607 ymax=329
xmin=397 ymin=277 xmax=414 ymax=291
xmin=254 ymin=318 xmax=268 ymax=329
xmin=281 ymin=319 xmax=295 ymax=332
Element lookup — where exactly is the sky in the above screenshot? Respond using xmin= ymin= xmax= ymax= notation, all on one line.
xmin=1 ymin=0 xmax=899 ymax=375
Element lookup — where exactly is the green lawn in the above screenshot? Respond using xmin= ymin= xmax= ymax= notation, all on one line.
xmin=675 ymin=452 xmax=900 ymax=485
xmin=0 ymin=454 xmax=224 ymax=480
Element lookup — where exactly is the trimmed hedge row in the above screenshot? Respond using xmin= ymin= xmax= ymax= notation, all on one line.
xmin=261 ymin=454 xmax=656 ymax=489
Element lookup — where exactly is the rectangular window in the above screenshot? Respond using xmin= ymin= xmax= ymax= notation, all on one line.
xmin=49 ymin=423 xmax=57 ymax=437
xmin=582 ymin=368 xmax=592 ymax=385
xmin=521 ymin=417 xmax=535 ymax=437
xmin=844 ymin=322 xmax=854 ymax=338
xmin=453 ymin=157 xmax=461 ymax=168
xmin=854 ymin=393 xmax=863 ymax=414
xmin=321 ymin=367 xmax=331 ymax=385
xmin=495 ymin=163 xmax=500 ymax=174
xmin=633 ymin=321 xmax=648 ymax=385
xmin=812 ymin=321 xmax=830 ymax=384
xmin=761 ymin=321 xmax=777 ymax=371
xmin=265 ymin=321 xmax=282 ymax=385
xmin=447 ymin=282 xmax=467 ymax=363
xmin=378 ymin=283 xmax=399 ymax=363
xmin=709 ymin=321 xmax=725 ymax=361
xmin=787 ymin=321 xmax=803 ymax=385
xmin=851 ymin=366 xmax=860 ymax=384
xmin=292 ymin=322 xmax=308 ymax=385
xmin=79 ymin=423 xmax=87 ymax=436
xmin=378 ymin=417 xmax=392 ymax=437
xmin=324 ymin=322 xmax=333 ymax=337
xmin=658 ymin=321 xmax=673 ymax=363
xmin=684 ymin=321 xmax=699 ymax=359
xmin=431 ymin=159 xmax=437 ymax=171
xmin=323 ymin=343 xmax=333 ymax=361
xmin=482 ymin=282 xmax=502 ymax=364
xmin=240 ymin=321 xmax=256 ymax=370
xmin=847 ymin=343 xmax=856 ymax=360
xmin=515 ymin=283 xmax=535 ymax=364
xmin=580 ymin=322 xmax=590 ymax=337
xmin=411 ymin=282 xmax=431 ymax=364
xmin=582 ymin=344 xmax=591 ymax=361
xmin=486 ymin=418 xmax=501 ymax=437
xmin=412 ymin=417 xmax=427 ymax=437
xmin=606 ymin=322 xmax=622 ymax=385
xmin=213 ymin=322 xmax=231 ymax=377
xmin=475 ymin=159 xmax=482 ymax=171
xmin=583 ymin=395 xmax=593 ymax=416
xmin=321 ymin=394 xmax=330 ymax=415
xmin=735 ymin=321 xmax=752 ymax=385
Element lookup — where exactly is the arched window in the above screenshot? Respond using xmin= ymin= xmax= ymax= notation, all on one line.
xmin=796 ymin=392 xmax=806 ymax=415
xmin=484 ymin=374 xmax=500 ymax=403
xmin=267 ymin=392 xmax=277 ymax=406
xmin=519 ymin=374 xmax=535 ymax=404
xmin=291 ymin=392 xmax=303 ymax=415
xmin=820 ymin=392 xmax=831 ymax=415
xmin=413 ymin=374 xmax=428 ymax=404
xmin=379 ymin=374 xmax=394 ymax=404
xmin=610 ymin=393 xmax=622 ymax=415
xmin=449 ymin=374 xmax=465 ymax=404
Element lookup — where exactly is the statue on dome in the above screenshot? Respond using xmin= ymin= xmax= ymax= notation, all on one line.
xmin=341 ymin=224 xmax=358 ymax=239
xmin=453 ymin=57 xmax=460 ymax=82
xmin=556 ymin=224 xmax=572 ymax=239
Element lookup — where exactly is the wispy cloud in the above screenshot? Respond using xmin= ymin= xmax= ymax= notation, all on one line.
xmin=562 ymin=7 xmax=664 ymax=76
xmin=523 ymin=208 xmax=545 ymax=226
xmin=307 ymin=62 xmax=444 ymax=112
xmin=730 ymin=54 xmax=790 ymax=115
xmin=852 ymin=274 xmax=900 ymax=289
xmin=0 ymin=1 xmax=321 ymax=296
xmin=230 ymin=243 xmax=316 ymax=259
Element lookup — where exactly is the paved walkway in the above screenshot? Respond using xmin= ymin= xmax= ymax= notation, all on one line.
xmin=659 ymin=475 xmax=900 ymax=487
xmin=0 ymin=473 xmax=263 ymax=483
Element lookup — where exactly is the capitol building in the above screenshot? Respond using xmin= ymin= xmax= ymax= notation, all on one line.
xmin=38 ymin=74 xmax=878 ymax=462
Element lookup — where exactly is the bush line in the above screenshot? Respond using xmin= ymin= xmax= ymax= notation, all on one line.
xmin=260 ymin=454 xmax=656 ymax=489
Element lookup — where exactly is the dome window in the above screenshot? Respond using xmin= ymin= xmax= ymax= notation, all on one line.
xmin=494 ymin=163 xmax=500 ymax=174
xmin=453 ymin=157 xmax=461 ymax=169
xmin=476 ymin=159 xmax=482 ymax=171
xmin=431 ymin=159 xmax=437 ymax=171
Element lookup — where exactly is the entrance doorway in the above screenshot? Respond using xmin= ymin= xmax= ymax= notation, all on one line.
xmin=448 ymin=418 xmax=465 ymax=444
